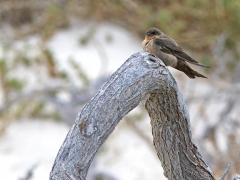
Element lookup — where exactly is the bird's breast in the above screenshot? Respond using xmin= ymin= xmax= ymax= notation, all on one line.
xmin=142 ymin=39 xmax=178 ymax=68
xmin=142 ymin=39 xmax=155 ymax=53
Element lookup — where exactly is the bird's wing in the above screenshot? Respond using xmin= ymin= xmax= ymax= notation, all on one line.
xmin=155 ymin=38 xmax=211 ymax=68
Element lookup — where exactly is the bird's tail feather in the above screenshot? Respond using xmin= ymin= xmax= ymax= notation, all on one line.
xmin=175 ymin=60 xmax=207 ymax=79
xmin=175 ymin=54 xmax=211 ymax=68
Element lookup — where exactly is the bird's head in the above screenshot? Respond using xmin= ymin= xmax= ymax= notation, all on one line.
xmin=142 ymin=27 xmax=162 ymax=47
xmin=146 ymin=28 xmax=161 ymax=36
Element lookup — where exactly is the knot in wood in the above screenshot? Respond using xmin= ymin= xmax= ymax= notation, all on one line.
xmin=78 ymin=121 xmax=95 ymax=138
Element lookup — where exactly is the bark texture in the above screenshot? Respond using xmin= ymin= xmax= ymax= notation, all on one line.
xmin=50 ymin=52 xmax=231 ymax=180
xmin=50 ymin=52 xmax=168 ymax=179
xmin=145 ymin=77 xmax=214 ymax=180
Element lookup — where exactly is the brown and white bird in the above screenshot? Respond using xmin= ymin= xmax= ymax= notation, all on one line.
xmin=142 ymin=27 xmax=210 ymax=78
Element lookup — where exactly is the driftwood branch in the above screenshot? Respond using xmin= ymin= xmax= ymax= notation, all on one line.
xmin=145 ymin=78 xmax=214 ymax=179
xmin=50 ymin=52 xmax=236 ymax=180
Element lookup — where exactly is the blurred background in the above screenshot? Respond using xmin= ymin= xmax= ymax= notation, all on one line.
xmin=0 ymin=0 xmax=240 ymax=179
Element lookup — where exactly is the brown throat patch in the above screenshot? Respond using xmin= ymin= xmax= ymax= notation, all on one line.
xmin=142 ymin=35 xmax=159 ymax=47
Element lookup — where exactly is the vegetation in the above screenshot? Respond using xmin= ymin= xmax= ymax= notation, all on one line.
xmin=0 ymin=0 xmax=240 ymax=178
xmin=1 ymin=0 xmax=240 ymax=79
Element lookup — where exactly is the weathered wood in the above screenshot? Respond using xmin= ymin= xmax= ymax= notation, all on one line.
xmin=145 ymin=74 xmax=215 ymax=180
xmin=50 ymin=52 xmax=168 ymax=179
xmin=50 ymin=52 xmax=234 ymax=180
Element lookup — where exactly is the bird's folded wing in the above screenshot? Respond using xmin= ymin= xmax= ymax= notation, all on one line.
xmin=155 ymin=38 xmax=211 ymax=68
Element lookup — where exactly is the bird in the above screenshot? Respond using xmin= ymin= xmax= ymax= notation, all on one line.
xmin=142 ymin=27 xmax=210 ymax=78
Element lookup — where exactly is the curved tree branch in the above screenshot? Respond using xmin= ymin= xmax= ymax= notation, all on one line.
xmin=50 ymin=52 xmax=237 ymax=180
xmin=145 ymin=77 xmax=214 ymax=180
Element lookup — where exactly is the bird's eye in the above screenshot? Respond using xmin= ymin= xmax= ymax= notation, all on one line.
xmin=147 ymin=32 xmax=154 ymax=36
